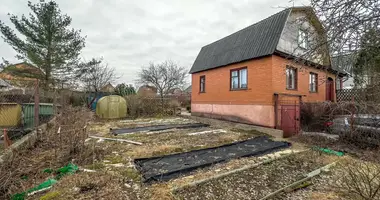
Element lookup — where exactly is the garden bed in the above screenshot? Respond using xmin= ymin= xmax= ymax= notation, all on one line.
xmin=175 ymin=151 xmax=332 ymax=200
xmin=135 ymin=136 xmax=290 ymax=182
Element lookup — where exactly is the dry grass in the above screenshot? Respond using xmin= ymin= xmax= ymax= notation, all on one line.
xmin=2 ymin=115 xmax=355 ymax=200
xmin=0 ymin=106 xmax=103 ymax=199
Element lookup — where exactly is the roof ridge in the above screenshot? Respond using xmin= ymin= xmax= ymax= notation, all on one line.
xmin=202 ymin=8 xmax=291 ymax=49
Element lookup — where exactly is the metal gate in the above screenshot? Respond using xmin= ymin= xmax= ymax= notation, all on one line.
xmin=278 ymin=100 xmax=300 ymax=137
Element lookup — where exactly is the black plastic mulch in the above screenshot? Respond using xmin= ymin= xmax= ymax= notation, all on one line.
xmin=134 ymin=136 xmax=291 ymax=183
xmin=111 ymin=123 xmax=209 ymax=135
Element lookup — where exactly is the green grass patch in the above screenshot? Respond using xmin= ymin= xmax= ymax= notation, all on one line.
xmin=120 ymin=168 xmax=140 ymax=182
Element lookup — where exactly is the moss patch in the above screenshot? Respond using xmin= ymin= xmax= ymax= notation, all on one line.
xmin=40 ymin=191 xmax=60 ymax=200
xmin=85 ymin=162 xmax=106 ymax=170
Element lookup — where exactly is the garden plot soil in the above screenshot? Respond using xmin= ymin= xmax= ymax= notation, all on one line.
xmin=175 ymin=151 xmax=332 ymax=200
xmin=274 ymin=171 xmax=341 ymax=200
xmin=88 ymin=117 xmax=196 ymax=135
xmin=31 ymin=117 xmax=304 ymax=200
xmin=291 ymin=134 xmax=380 ymax=163
xmin=135 ymin=136 xmax=290 ymax=182
xmin=111 ymin=123 xmax=210 ymax=135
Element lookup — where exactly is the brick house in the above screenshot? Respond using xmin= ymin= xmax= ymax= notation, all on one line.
xmin=189 ymin=7 xmax=346 ymax=136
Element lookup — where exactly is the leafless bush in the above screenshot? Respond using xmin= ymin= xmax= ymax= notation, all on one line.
xmin=336 ymin=159 xmax=380 ymax=200
xmin=301 ymin=101 xmax=380 ymax=148
xmin=125 ymin=95 xmax=180 ymax=118
xmin=0 ymin=106 xmax=104 ymax=198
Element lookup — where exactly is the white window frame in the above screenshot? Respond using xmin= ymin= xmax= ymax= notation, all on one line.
xmin=309 ymin=73 xmax=318 ymax=92
xmin=298 ymin=29 xmax=308 ymax=49
xmin=231 ymin=68 xmax=247 ymax=90
xmin=286 ymin=67 xmax=297 ymax=90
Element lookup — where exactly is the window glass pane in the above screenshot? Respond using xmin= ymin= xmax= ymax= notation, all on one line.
xmin=286 ymin=68 xmax=290 ymax=88
xmin=290 ymin=70 xmax=294 ymax=89
xmin=232 ymin=71 xmax=238 ymax=77
xmin=286 ymin=68 xmax=296 ymax=89
xmin=231 ymin=77 xmax=238 ymax=89
xmin=239 ymin=69 xmax=247 ymax=88
xmin=336 ymin=78 xmax=341 ymax=90
xmin=200 ymin=77 xmax=205 ymax=92
xmin=299 ymin=29 xmax=308 ymax=49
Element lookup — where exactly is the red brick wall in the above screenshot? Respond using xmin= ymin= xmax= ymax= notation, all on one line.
xmin=192 ymin=55 xmax=336 ymax=104
xmin=191 ymin=55 xmax=337 ymax=128
xmin=271 ymin=55 xmax=336 ymax=102
xmin=191 ymin=56 xmax=274 ymax=105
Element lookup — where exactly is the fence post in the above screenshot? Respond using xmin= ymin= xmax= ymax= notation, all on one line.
xmin=34 ymin=79 xmax=40 ymax=130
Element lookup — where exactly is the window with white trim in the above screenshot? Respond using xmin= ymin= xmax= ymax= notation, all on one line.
xmin=231 ymin=68 xmax=247 ymax=90
xmin=309 ymin=72 xmax=318 ymax=92
xmin=200 ymin=75 xmax=205 ymax=93
xmin=298 ymin=29 xmax=309 ymax=49
xmin=286 ymin=67 xmax=297 ymax=90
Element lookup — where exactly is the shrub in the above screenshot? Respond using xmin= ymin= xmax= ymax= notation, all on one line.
xmin=336 ymin=159 xmax=380 ymax=200
xmin=125 ymin=95 xmax=180 ymax=118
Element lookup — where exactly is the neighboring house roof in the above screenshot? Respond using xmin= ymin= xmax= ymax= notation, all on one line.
xmin=190 ymin=9 xmax=291 ymax=74
xmin=168 ymin=88 xmax=182 ymax=95
xmin=100 ymin=83 xmax=115 ymax=92
xmin=0 ymin=62 xmax=44 ymax=80
xmin=137 ymin=85 xmax=158 ymax=95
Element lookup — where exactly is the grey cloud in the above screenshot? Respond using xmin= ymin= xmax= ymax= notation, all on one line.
xmin=0 ymin=0 xmax=309 ymax=84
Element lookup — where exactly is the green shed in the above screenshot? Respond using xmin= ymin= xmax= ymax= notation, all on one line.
xmin=96 ymin=95 xmax=127 ymax=119
xmin=22 ymin=103 xmax=54 ymax=129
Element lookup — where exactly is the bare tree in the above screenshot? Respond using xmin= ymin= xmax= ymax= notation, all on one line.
xmin=137 ymin=60 xmax=188 ymax=102
xmin=77 ymin=58 xmax=119 ymax=107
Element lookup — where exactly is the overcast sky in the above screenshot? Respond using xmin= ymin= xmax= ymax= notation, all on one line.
xmin=0 ymin=0 xmax=309 ymax=86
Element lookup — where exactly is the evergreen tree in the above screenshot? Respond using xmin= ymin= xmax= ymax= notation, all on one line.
xmin=0 ymin=1 xmax=86 ymax=87
xmin=353 ymin=28 xmax=380 ymax=87
xmin=115 ymin=83 xmax=136 ymax=96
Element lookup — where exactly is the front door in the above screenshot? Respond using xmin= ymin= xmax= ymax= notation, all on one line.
xmin=326 ymin=78 xmax=334 ymax=101
xmin=281 ymin=104 xmax=300 ymax=137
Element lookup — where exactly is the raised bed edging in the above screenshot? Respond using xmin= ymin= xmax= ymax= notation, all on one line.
xmin=181 ymin=114 xmax=284 ymax=138
xmin=0 ymin=117 xmax=56 ymax=163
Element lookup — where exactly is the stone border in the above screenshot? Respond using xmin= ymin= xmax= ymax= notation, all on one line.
xmin=181 ymin=115 xmax=283 ymax=138
xmin=0 ymin=117 xmax=56 ymax=163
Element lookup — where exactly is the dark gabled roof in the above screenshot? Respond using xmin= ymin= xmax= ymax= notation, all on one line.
xmin=190 ymin=8 xmax=291 ymax=74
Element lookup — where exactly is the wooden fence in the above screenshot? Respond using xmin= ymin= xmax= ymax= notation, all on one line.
xmin=337 ymin=88 xmax=379 ymax=102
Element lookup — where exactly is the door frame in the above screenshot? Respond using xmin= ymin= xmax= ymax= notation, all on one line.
xmin=274 ymin=93 xmax=302 ymax=137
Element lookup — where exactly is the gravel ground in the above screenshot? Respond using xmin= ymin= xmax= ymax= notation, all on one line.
xmin=175 ymin=151 xmax=330 ymax=200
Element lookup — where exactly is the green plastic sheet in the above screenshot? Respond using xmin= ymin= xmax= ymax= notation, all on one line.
xmin=315 ymin=147 xmax=344 ymax=157
xmin=11 ymin=163 xmax=78 ymax=200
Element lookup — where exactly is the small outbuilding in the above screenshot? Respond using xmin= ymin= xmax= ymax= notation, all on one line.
xmin=96 ymin=95 xmax=127 ymax=119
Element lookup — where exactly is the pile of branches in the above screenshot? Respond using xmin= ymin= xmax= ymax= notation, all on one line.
xmin=0 ymin=106 xmax=102 ymax=199
xmin=301 ymin=101 xmax=380 ymax=148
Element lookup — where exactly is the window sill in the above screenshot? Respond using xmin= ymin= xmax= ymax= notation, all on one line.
xmin=309 ymin=91 xmax=318 ymax=93
xmin=286 ymin=88 xmax=298 ymax=91
xmin=199 ymin=92 xmax=206 ymax=94
xmin=230 ymin=88 xmax=248 ymax=91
